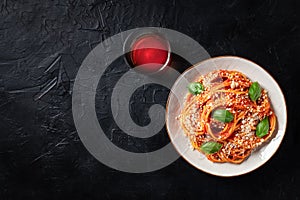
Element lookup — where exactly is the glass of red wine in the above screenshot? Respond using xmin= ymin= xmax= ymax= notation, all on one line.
xmin=124 ymin=29 xmax=171 ymax=74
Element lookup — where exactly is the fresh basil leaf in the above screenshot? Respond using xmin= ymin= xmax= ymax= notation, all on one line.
xmin=256 ymin=117 xmax=269 ymax=138
xmin=212 ymin=109 xmax=234 ymax=123
xmin=200 ymin=141 xmax=222 ymax=154
xmin=249 ymin=82 xmax=262 ymax=101
xmin=188 ymin=82 xmax=204 ymax=95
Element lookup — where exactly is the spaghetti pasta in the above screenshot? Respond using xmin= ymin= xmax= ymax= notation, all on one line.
xmin=178 ymin=70 xmax=276 ymax=164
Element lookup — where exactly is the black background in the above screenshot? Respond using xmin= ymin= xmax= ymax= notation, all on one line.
xmin=1 ymin=0 xmax=300 ymax=199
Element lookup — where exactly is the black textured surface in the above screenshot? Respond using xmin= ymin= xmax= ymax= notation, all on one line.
xmin=1 ymin=0 xmax=300 ymax=199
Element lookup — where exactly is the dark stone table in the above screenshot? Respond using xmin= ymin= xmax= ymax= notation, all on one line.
xmin=0 ymin=0 xmax=299 ymax=199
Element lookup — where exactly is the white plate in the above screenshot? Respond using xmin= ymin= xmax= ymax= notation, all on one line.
xmin=166 ymin=56 xmax=287 ymax=177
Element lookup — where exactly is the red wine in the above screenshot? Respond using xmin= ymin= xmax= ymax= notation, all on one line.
xmin=128 ymin=34 xmax=170 ymax=73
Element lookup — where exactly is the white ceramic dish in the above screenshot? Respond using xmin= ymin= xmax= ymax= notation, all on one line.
xmin=166 ymin=56 xmax=287 ymax=177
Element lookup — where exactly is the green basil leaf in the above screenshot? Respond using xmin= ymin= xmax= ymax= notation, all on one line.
xmin=188 ymin=82 xmax=204 ymax=95
xmin=200 ymin=141 xmax=222 ymax=154
xmin=212 ymin=109 xmax=234 ymax=123
xmin=256 ymin=117 xmax=269 ymax=138
xmin=249 ymin=82 xmax=262 ymax=101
